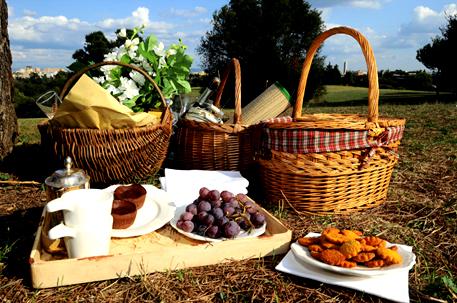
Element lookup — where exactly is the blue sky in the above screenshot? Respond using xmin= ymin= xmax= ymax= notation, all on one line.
xmin=6 ymin=0 xmax=457 ymax=72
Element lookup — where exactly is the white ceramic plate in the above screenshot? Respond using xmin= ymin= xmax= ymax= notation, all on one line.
xmin=169 ymin=205 xmax=266 ymax=242
xmin=290 ymin=239 xmax=416 ymax=277
xmin=105 ymin=184 xmax=176 ymax=238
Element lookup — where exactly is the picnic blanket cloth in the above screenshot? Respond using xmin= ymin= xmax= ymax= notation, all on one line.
xmin=262 ymin=117 xmax=404 ymax=154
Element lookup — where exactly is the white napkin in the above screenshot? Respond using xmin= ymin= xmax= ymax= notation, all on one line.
xmin=162 ymin=168 xmax=249 ymax=207
xmin=276 ymin=233 xmax=412 ymax=303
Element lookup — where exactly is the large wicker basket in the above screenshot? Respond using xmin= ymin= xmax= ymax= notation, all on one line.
xmin=173 ymin=58 xmax=259 ymax=172
xmin=258 ymin=27 xmax=406 ymax=214
xmin=38 ymin=61 xmax=172 ymax=184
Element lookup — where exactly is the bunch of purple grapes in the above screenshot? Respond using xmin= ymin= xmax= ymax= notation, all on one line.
xmin=176 ymin=187 xmax=266 ymax=239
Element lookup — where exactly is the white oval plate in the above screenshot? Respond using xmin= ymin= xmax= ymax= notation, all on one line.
xmin=290 ymin=240 xmax=416 ymax=277
xmin=105 ymin=184 xmax=176 ymax=238
xmin=170 ymin=205 xmax=266 ymax=242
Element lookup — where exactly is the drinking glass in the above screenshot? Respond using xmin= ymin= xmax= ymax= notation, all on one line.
xmin=36 ymin=91 xmax=62 ymax=119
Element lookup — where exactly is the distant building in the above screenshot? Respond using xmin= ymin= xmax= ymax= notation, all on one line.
xmin=356 ymin=70 xmax=367 ymax=76
xmin=13 ymin=66 xmax=67 ymax=78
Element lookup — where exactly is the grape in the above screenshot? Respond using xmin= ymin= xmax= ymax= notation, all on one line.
xmin=226 ymin=197 xmax=239 ymax=209
xmin=208 ymin=189 xmax=220 ymax=202
xmin=193 ymin=199 xmax=199 ymax=205
xmin=195 ymin=224 xmax=208 ymax=236
xmin=176 ymin=220 xmax=184 ymax=229
xmin=180 ymin=211 xmax=194 ymax=221
xmin=210 ymin=199 xmax=222 ymax=209
xmin=224 ymin=221 xmax=240 ymax=238
xmin=206 ymin=225 xmax=219 ymax=238
xmin=244 ymin=201 xmax=258 ymax=214
xmin=215 ymin=216 xmax=229 ymax=227
xmin=220 ymin=190 xmax=234 ymax=203
xmin=202 ymin=214 xmax=215 ymax=226
xmin=236 ymin=193 xmax=248 ymax=203
xmin=211 ymin=207 xmax=224 ymax=220
xmin=197 ymin=211 xmax=208 ymax=222
xmin=235 ymin=207 xmax=243 ymax=215
xmin=198 ymin=200 xmax=211 ymax=212
xmin=238 ymin=218 xmax=250 ymax=230
xmin=222 ymin=205 xmax=235 ymax=216
xmin=199 ymin=187 xmax=210 ymax=200
xmin=251 ymin=212 xmax=266 ymax=228
xmin=181 ymin=220 xmax=195 ymax=232
xmin=186 ymin=204 xmax=198 ymax=215
xmin=238 ymin=213 xmax=251 ymax=230
xmin=243 ymin=200 xmax=254 ymax=207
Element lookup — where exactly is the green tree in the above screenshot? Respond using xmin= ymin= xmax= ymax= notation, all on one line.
xmin=68 ymin=31 xmax=116 ymax=72
xmin=417 ymin=15 xmax=457 ymax=93
xmin=198 ymin=0 xmax=324 ymax=104
xmin=323 ymin=63 xmax=342 ymax=85
xmin=13 ymin=71 xmax=69 ymax=118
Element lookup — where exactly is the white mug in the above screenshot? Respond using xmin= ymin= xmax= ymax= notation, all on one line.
xmin=46 ymin=189 xmax=113 ymax=258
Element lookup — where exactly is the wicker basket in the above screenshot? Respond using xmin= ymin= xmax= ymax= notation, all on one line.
xmin=258 ymin=27 xmax=406 ymax=214
xmin=173 ymin=58 xmax=259 ymax=172
xmin=38 ymin=61 xmax=172 ymax=184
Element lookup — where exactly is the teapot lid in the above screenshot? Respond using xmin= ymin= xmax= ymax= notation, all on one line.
xmin=45 ymin=157 xmax=89 ymax=189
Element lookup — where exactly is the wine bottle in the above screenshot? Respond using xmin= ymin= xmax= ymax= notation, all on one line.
xmin=195 ymin=77 xmax=221 ymax=107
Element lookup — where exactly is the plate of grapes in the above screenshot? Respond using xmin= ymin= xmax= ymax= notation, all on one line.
xmin=170 ymin=187 xmax=267 ymax=242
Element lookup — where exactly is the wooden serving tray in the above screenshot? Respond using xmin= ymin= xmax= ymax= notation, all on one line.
xmin=30 ymin=207 xmax=292 ymax=288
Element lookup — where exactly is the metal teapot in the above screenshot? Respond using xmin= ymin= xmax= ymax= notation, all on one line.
xmin=41 ymin=157 xmax=90 ymax=254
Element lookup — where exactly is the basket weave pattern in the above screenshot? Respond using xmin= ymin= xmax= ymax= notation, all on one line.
xmin=258 ymin=27 xmax=406 ymax=214
xmin=39 ymin=61 xmax=172 ymax=184
xmin=173 ymin=58 xmax=258 ymax=171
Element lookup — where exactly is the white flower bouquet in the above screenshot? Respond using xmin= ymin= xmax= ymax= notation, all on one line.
xmin=94 ymin=26 xmax=193 ymax=112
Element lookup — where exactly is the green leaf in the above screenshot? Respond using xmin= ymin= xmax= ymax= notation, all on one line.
xmin=175 ymin=53 xmax=193 ymax=69
xmin=176 ymin=79 xmax=192 ymax=93
xmin=161 ymin=78 xmax=176 ymax=98
xmin=146 ymin=35 xmax=158 ymax=52
xmin=119 ymin=54 xmax=131 ymax=64
xmin=138 ymin=44 xmax=158 ymax=67
xmin=109 ymin=67 xmax=122 ymax=81
xmin=122 ymin=95 xmax=141 ymax=109
xmin=442 ymin=275 xmax=457 ymax=293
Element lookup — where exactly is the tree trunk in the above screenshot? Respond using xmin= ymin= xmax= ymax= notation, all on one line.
xmin=0 ymin=0 xmax=18 ymax=160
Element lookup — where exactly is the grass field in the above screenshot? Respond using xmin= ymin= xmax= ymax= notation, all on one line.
xmin=0 ymin=87 xmax=456 ymax=302
xmin=311 ymin=85 xmax=452 ymax=105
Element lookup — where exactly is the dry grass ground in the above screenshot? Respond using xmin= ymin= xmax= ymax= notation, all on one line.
xmin=0 ymin=102 xmax=456 ymax=302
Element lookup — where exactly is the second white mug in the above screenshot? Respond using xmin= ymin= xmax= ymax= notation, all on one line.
xmin=46 ymin=188 xmax=114 ymax=258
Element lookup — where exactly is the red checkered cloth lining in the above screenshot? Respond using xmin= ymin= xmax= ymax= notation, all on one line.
xmin=263 ymin=125 xmax=405 ymax=154
xmin=262 ymin=116 xmax=293 ymax=124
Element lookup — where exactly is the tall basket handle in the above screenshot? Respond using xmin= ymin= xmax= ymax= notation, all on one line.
xmin=59 ymin=61 xmax=170 ymax=125
xmin=293 ymin=26 xmax=379 ymax=123
xmin=213 ymin=58 xmax=242 ymax=125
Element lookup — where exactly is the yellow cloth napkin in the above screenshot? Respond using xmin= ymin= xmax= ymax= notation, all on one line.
xmin=52 ymin=74 xmax=160 ymax=129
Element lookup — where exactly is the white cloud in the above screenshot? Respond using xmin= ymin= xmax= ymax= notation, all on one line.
xmin=397 ymin=3 xmax=456 ymax=43
xmin=414 ymin=6 xmax=439 ymax=22
xmin=350 ymin=0 xmax=382 ymax=9
xmin=9 ymin=14 xmax=91 ymax=48
xmin=198 ymin=18 xmax=212 ymax=24
xmin=308 ymin=0 xmax=390 ymax=9
xmin=23 ymin=9 xmax=36 ymax=16
xmin=8 ymin=6 xmax=212 ymax=70
xmin=323 ymin=4 xmax=456 ymax=71
xmin=11 ymin=46 xmax=74 ymax=69
xmin=96 ymin=7 xmax=174 ymax=35
xmin=169 ymin=6 xmax=208 ymax=18
xmin=444 ymin=3 xmax=457 ymax=16
xmin=97 ymin=7 xmax=151 ymax=28
xmin=318 ymin=7 xmax=333 ymax=22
